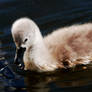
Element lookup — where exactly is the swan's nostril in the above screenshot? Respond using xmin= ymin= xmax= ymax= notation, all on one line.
xmin=24 ymin=38 xmax=28 ymax=43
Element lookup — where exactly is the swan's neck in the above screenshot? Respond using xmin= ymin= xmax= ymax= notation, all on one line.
xmin=26 ymin=30 xmax=58 ymax=72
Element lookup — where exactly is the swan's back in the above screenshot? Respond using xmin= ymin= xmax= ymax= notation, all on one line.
xmin=44 ymin=23 xmax=92 ymax=65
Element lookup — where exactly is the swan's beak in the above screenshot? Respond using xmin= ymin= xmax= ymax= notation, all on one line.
xmin=14 ymin=47 xmax=26 ymax=69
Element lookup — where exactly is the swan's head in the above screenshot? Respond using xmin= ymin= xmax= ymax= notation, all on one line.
xmin=12 ymin=17 xmax=40 ymax=49
xmin=11 ymin=18 xmax=39 ymax=68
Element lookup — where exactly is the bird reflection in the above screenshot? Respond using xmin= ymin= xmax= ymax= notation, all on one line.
xmin=23 ymin=65 xmax=92 ymax=92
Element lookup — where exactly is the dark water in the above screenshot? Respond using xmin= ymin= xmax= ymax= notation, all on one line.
xmin=0 ymin=0 xmax=92 ymax=92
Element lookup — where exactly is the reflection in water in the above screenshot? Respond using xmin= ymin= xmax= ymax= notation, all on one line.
xmin=23 ymin=66 xmax=92 ymax=92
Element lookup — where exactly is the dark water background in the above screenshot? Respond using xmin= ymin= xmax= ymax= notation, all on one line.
xmin=0 ymin=0 xmax=92 ymax=92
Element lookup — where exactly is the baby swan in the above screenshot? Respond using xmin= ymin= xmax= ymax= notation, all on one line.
xmin=12 ymin=17 xmax=92 ymax=72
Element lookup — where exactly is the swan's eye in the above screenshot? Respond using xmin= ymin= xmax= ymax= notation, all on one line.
xmin=24 ymin=38 xmax=28 ymax=43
